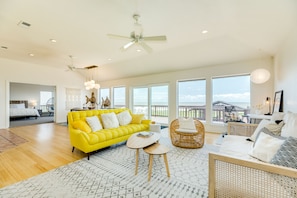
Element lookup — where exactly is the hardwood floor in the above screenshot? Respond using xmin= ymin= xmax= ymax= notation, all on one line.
xmin=0 ymin=123 xmax=220 ymax=188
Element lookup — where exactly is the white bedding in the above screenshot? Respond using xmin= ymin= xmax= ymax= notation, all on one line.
xmin=10 ymin=108 xmax=40 ymax=117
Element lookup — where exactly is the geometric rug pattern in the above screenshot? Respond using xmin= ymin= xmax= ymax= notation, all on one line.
xmin=0 ymin=129 xmax=28 ymax=153
xmin=0 ymin=132 xmax=220 ymax=197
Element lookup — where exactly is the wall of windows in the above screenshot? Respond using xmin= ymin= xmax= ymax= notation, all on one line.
xmin=99 ymin=57 xmax=273 ymax=132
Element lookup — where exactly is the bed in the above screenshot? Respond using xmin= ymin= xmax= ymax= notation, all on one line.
xmin=10 ymin=100 xmax=40 ymax=120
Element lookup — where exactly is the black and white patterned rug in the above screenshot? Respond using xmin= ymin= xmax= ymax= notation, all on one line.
xmin=0 ymin=132 xmax=220 ymax=198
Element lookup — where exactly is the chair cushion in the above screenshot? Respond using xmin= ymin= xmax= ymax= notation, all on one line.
xmin=178 ymin=117 xmax=196 ymax=130
xmin=176 ymin=128 xmax=197 ymax=133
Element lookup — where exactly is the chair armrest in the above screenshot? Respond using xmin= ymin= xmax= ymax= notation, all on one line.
xmin=227 ymin=122 xmax=258 ymax=136
xmin=209 ymin=153 xmax=297 ymax=198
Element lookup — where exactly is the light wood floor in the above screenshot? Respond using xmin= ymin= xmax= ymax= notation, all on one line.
xmin=0 ymin=123 xmax=220 ymax=188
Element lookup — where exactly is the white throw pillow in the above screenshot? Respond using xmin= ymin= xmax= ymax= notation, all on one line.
xmin=249 ymin=132 xmax=285 ymax=162
xmin=101 ymin=112 xmax=120 ymax=129
xmin=178 ymin=117 xmax=196 ymax=130
xmin=117 ymin=110 xmax=132 ymax=126
xmin=281 ymin=112 xmax=297 ymax=138
xmin=250 ymin=119 xmax=271 ymax=141
xmin=86 ymin=116 xmax=102 ymax=132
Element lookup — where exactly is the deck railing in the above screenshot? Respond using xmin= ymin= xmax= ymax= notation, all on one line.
xmin=135 ymin=105 xmax=250 ymax=123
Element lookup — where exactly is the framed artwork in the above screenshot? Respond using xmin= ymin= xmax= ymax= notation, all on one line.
xmin=272 ymin=90 xmax=283 ymax=113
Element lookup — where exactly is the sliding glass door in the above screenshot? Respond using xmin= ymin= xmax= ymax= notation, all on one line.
xmin=132 ymin=85 xmax=169 ymax=125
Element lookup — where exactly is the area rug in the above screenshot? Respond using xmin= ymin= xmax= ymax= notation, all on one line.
xmin=0 ymin=133 xmax=220 ymax=198
xmin=0 ymin=129 xmax=28 ymax=153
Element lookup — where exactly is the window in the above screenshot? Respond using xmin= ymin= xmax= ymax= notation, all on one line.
xmin=132 ymin=85 xmax=169 ymax=124
xmin=100 ymin=88 xmax=110 ymax=105
xmin=178 ymin=80 xmax=206 ymax=120
xmin=212 ymin=75 xmax=250 ymax=123
xmin=40 ymin=91 xmax=54 ymax=112
xmin=113 ymin=87 xmax=126 ymax=108
xmin=151 ymin=85 xmax=169 ymax=124
xmin=132 ymin=87 xmax=148 ymax=116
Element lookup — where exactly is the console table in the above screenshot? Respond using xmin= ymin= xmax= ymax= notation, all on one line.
xmin=248 ymin=114 xmax=272 ymax=124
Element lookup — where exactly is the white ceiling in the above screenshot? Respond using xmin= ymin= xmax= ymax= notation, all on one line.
xmin=1 ymin=0 xmax=297 ymax=81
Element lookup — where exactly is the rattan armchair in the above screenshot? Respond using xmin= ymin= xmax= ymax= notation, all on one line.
xmin=170 ymin=118 xmax=205 ymax=148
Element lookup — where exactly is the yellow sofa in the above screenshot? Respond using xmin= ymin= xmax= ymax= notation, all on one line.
xmin=68 ymin=108 xmax=150 ymax=159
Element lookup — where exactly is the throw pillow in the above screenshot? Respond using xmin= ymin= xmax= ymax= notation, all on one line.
xmin=178 ymin=117 xmax=196 ymax=130
xmin=131 ymin=114 xmax=144 ymax=124
xmin=249 ymin=131 xmax=285 ymax=162
xmin=250 ymin=119 xmax=271 ymax=141
xmin=101 ymin=112 xmax=120 ymax=129
xmin=264 ymin=121 xmax=284 ymax=136
xmin=72 ymin=120 xmax=92 ymax=133
xmin=281 ymin=112 xmax=297 ymax=138
xmin=116 ymin=110 xmax=132 ymax=126
xmin=86 ymin=116 xmax=103 ymax=132
xmin=270 ymin=136 xmax=297 ymax=169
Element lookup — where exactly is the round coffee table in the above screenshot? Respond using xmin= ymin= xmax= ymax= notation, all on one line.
xmin=126 ymin=132 xmax=161 ymax=175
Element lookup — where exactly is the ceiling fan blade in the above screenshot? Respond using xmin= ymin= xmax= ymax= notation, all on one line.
xmin=120 ymin=40 xmax=136 ymax=51
xmin=143 ymin=35 xmax=167 ymax=41
xmin=139 ymin=42 xmax=153 ymax=53
xmin=107 ymin=34 xmax=131 ymax=40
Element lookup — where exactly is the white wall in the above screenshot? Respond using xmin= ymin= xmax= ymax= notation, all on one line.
xmin=0 ymin=58 xmax=89 ymax=128
xmin=100 ymin=57 xmax=274 ymax=133
xmin=274 ymin=25 xmax=297 ymax=113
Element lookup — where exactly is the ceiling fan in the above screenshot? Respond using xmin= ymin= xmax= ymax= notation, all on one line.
xmin=107 ymin=14 xmax=167 ymax=53
xmin=67 ymin=55 xmax=98 ymax=71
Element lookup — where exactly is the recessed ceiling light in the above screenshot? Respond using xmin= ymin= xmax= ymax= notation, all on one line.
xmin=136 ymin=49 xmax=142 ymax=52
xmin=202 ymin=30 xmax=208 ymax=34
xmin=50 ymin=39 xmax=57 ymax=43
xmin=108 ymin=58 xmax=112 ymax=61
xmin=28 ymin=53 xmax=34 ymax=57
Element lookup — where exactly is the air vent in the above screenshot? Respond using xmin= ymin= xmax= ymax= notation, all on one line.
xmin=18 ymin=21 xmax=31 ymax=28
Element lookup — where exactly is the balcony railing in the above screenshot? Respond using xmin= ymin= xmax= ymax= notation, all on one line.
xmin=135 ymin=104 xmax=250 ymax=123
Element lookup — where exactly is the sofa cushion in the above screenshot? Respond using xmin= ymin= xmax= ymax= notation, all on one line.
xmin=101 ymin=112 xmax=120 ymax=129
xmin=270 ymin=136 xmax=297 ymax=169
xmin=131 ymin=114 xmax=144 ymax=124
xmin=249 ymin=131 xmax=285 ymax=162
xmin=86 ymin=116 xmax=102 ymax=132
xmin=116 ymin=110 xmax=132 ymax=126
xmin=281 ymin=112 xmax=297 ymax=138
xmin=72 ymin=120 xmax=92 ymax=133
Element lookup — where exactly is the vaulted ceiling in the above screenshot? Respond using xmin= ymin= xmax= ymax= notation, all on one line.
xmin=1 ymin=0 xmax=297 ymax=81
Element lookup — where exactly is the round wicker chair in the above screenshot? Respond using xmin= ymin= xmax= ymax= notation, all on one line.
xmin=170 ymin=118 xmax=205 ymax=149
